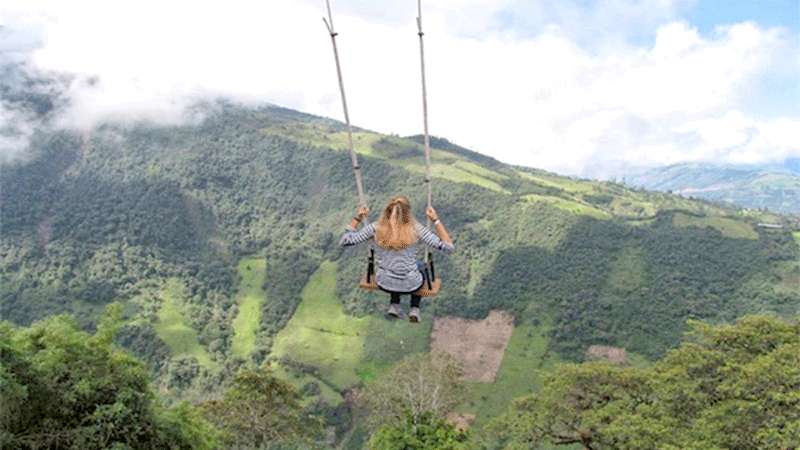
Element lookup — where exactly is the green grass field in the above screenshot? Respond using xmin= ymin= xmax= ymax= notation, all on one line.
xmin=231 ymin=257 xmax=267 ymax=358
xmin=523 ymin=194 xmax=610 ymax=219
xmin=458 ymin=323 xmax=560 ymax=427
xmin=271 ymin=261 xmax=432 ymax=393
xmin=517 ymin=171 xmax=598 ymax=194
xmin=452 ymin=160 xmax=509 ymax=182
xmin=397 ymin=159 xmax=508 ymax=193
xmin=271 ymin=261 xmax=370 ymax=388
xmin=155 ymin=279 xmax=216 ymax=369
xmin=262 ymin=124 xmax=382 ymax=157
xmin=673 ymin=213 xmax=758 ymax=240
xmin=607 ymin=247 xmax=647 ymax=294
xmin=794 ymin=232 xmax=800 ymax=247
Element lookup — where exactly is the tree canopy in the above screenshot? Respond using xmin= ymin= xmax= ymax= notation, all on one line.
xmin=490 ymin=315 xmax=800 ymax=450
xmin=0 ymin=305 xmax=219 ymax=449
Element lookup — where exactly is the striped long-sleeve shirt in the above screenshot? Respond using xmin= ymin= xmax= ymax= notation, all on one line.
xmin=339 ymin=222 xmax=454 ymax=292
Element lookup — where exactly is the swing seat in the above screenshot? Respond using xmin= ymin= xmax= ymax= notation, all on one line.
xmin=359 ymin=249 xmax=441 ymax=298
xmin=359 ymin=275 xmax=441 ymax=297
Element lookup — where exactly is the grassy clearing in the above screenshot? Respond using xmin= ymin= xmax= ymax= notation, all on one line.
xmin=517 ymin=171 xmax=597 ymax=194
xmin=774 ymin=261 xmax=800 ymax=295
xmin=430 ymin=163 xmax=508 ymax=193
xmin=794 ymin=232 xmax=800 ymax=247
xmin=271 ymin=261 xmax=370 ymax=388
xmin=231 ymin=257 xmax=267 ymax=358
xmin=607 ymin=247 xmax=647 ymax=294
xmin=673 ymin=213 xmax=758 ymax=240
xmin=360 ymin=316 xmax=432 ymax=382
xmin=523 ymin=194 xmax=610 ymax=219
xmin=271 ymin=261 xmax=431 ymax=391
xmin=458 ymin=323 xmax=560 ymax=427
xmin=608 ymin=196 xmax=658 ymax=218
xmin=398 ymin=160 xmax=508 ymax=193
xmin=155 ymin=279 xmax=216 ymax=369
xmin=263 ymin=124 xmax=382 ymax=157
xmin=452 ymin=160 xmax=508 ymax=182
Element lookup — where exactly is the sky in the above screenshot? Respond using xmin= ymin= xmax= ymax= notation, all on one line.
xmin=1 ymin=0 xmax=799 ymax=177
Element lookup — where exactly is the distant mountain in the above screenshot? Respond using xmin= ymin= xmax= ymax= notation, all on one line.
xmin=622 ymin=162 xmax=800 ymax=214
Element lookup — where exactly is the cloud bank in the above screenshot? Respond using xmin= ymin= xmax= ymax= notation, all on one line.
xmin=1 ymin=0 xmax=798 ymax=176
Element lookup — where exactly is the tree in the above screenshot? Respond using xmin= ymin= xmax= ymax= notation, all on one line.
xmin=489 ymin=315 xmax=800 ymax=450
xmin=0 ymin=305 xmax=219 ymax=450
xmin=360 ymin=352 xmax=464 ymax=432
xmin=368 ymin=412 xmax=468 ymax=450
xmin=488 ymin=363 xmax=654 ymax=449
xmin=201 ymin=365 xmax=322 ymax=448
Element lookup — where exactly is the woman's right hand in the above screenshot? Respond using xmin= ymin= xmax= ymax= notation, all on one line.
xmin=356 ymin=205 xmax=370 ymax=221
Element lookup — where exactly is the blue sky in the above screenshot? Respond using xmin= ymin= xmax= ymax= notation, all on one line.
xmin=688 ymin=0 xmax=799 ymax=33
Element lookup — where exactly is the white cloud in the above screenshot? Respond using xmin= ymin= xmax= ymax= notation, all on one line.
xmin=1 ymin=0 xmax=798 ymax=175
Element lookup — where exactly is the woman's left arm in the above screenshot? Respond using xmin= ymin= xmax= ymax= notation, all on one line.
xmin=417 ymin=207 xmax=455 ymax=253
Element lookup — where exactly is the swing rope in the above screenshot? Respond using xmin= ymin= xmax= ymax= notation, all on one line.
xmin=324 ymin=0 xmax=440 ymax=295
xmin=416 ymin=0 xmax=434 ymax=264
xmin=323 ymin=0 xmax=366 ymax=208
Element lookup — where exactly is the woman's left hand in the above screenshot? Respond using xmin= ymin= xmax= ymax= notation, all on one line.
xmin=426 ymin=206 xmax=439 ymax=222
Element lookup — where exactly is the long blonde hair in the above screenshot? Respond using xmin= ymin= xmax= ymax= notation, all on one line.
xmin=375 ymin=196 xmax=418 ymax=250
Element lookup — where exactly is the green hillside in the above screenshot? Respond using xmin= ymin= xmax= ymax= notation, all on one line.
xmin=624 ymin=162 xmax=800 ymax=214
xmin=2 ymin=103 xmax=799 ymax=444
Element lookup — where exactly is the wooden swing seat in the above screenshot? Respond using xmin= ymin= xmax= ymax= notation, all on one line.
xmin=359 ymin=276 xmax=441 ymax=297
xmin=358 ymin=248 xmax=441 ymax=298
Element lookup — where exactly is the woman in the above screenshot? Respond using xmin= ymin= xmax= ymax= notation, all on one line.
xmin=339 ymin=196 xmax=454 ymax=322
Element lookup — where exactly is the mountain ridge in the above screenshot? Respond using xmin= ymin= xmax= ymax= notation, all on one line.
xmin=622 ymin=161 xmax=800 ymax=214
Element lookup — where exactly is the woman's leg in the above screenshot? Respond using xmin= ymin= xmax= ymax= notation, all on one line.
xmin=387 ymin=292 xmax=402 ymax=318
xmin=409 ymin=294 xmax=422 ymax=322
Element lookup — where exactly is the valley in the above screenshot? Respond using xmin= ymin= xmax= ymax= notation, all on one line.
xmin=2 ymin=104 xmax=799 ymax=447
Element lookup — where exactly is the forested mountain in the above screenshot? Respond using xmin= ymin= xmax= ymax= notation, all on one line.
xmin=2 ymin=102 xmax=799 ymax=447
xmin=622 ymin=161 xmax=800 ymax=214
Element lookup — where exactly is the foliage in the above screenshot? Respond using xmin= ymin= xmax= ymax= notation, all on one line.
xmin=489 ymin=315 xmax=800 ymax=449
xmin=473 ymin=214 xmax=799 ymax=360
xmin=368 ymin=412 xmax=469 ymax=450
xmin=0 ymin=305 xmax=219 ymax=449
xmin=3 ymin=104 xmax=798 ymax=372
xmin=360 ymin=352 xmax=464 ymax=432
xmin=200 ymin=365 xmax=322 ymax=448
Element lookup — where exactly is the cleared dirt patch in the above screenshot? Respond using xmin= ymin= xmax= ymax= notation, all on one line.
xmin=586 ymin=345 xmax=627 ymax=364
xmin=431 ymin=310 xmax=514 ymax=382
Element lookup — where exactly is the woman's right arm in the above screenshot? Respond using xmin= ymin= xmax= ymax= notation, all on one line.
xmin=339 ymin=206 xmax=375 ymax=247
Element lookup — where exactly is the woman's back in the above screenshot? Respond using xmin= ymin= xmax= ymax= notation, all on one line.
xmin=340 ymin=222 xmax=453 ymax=292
